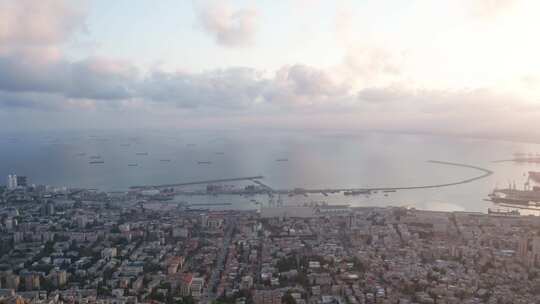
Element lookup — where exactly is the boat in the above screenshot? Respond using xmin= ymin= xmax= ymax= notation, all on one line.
xmin=198 ymin=161 xmax=212 ymax=165
xmin=344 ymin=190 xmax=371 ymax=196
xmin=276 ymin=158 xmax=288 ymax=162
xmin=151 ymin=195 xmax=174 ymax=201
xmin=160 ymin=159 xmax=172 ymax=162
xmin=188 ymin=202 xmax=232 ymax=207
xmin=488 ymin=186 xmax=540 ymax=205
xmin=383 ymin=190 xmax=397 ymax=193
xmin=185 ymin=207 xmax=209 ymax=212
xmin=128 ymin=164 xmax=138 ymax=167
xmin=89 ymin=155 xmax=101 ymax=159
xmin=136 ymin=152 xmax=148 ymax=156
xmin=488 ymin=208 xmax=520 ymax=216
xmin=89 ymin=161 xmax=105 ymax=164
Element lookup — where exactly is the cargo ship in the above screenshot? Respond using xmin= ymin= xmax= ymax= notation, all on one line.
xmin=488 ymin=186 xmax=540 ymax=205
xmin=344 ymin=190 xmax=371 ymax=196
xmin=188 ymin=202 xmax=232 ymax=207
xmin=488 ymin=208 xmax=520 ymax=216
xmin=89 ymin=161 xmax=105 ymax=164
xmin=136 ymin=152 xmax=148 ymax=156
xmin=198 ymin=161 xmax=212 ymax=165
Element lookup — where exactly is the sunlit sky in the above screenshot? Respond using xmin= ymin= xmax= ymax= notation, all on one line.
xmin=1 ymin=0 xmax=540 ymax=139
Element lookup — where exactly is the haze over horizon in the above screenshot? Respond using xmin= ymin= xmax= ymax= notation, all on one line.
xmin=1 ymin=0 xmax=539 ymax=140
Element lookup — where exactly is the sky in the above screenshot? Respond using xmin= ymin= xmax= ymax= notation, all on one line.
xmin=1 ymin=0 xmax=540 ymax=140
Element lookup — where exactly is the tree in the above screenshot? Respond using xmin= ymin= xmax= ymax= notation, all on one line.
xmin=40 ymin=277 xmax=56 ymax=292
xmin=277 ymin=256 xmax=298 ymax=272
xmin=176 ymin=296 xmax=195 ymax=304
xmin=143 ymin=261 xmax=162 ymax=273
xmin=282 ymin=293 xmax=297 ymax=304
xmin=97 ymin=285 xmax=112 ymax=296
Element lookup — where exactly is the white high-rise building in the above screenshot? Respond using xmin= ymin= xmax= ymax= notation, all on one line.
xmin=6 ymin=174 xmax=17 ymax=190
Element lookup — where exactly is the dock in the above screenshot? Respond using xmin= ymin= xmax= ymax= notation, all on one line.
xmin=276 ymin=160 xmax=493 ymax=194
xmin=130 ymin=176 xmax=264 ymax=190
xmin=129 ymin=160 xmax=493 ymax=196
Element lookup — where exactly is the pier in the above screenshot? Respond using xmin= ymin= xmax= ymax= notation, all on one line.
xmin=251 ymin=179 xmax=275 ymax=192
xmin=129 ymin=160 xmax=493 ymax=195
xmin=130 ymin=176 xmax=264 ymax=190
xmin=276 ymin=160 xmax=493 ymax=194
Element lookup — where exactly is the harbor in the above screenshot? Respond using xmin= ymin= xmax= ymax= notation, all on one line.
xmin=127 ymin=160 xmax=494 ymax=202
xmin=7 ymin=130 xmax=539 ymax=213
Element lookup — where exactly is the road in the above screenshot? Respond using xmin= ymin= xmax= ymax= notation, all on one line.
xmin=204 ymin=217 xmax=236 ymax=303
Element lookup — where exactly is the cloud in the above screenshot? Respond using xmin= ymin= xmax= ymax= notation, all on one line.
xmin=68 ymin=58 xmax=138 ymax=100
xmin=357 ymin=86 xmax=410 ymax=103
xmin=0 ymin=0 xmax=87 ymax=55
xmin=0 ymin=54 xmax=139 ymax=101
xmin=356 ymin=86 xmax=528 ymax=117
xmin=467 ymin=0 xmax=517 ymax=19
xmin=0 ymin=91 xmax=64 ymax=110
xmin=334 ymin=47 xmax=406 ymax=92
xmin=0 ymin=59 xmax=354 ymax=111
xmin=0 ymin=54 xmax=69 ymax=93
xmin=2 ymin=57 xmax=539 ymax=140
xmin=196 ymin=2 xmax=259 ymax=47
xmin=142 ymin=68 xmax=266 ymax=109
xmin=263 ymin=65 xmax=351 ymax=107
xmin=0 ymin=1 xmax=137 ymax=102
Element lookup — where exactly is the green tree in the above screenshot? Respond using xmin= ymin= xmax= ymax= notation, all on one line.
xmin=282 ymin=293 xmax=297 ymax=304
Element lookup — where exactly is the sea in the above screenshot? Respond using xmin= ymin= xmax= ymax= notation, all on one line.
xmin=1 ymin=129 xmax=539 ymax=214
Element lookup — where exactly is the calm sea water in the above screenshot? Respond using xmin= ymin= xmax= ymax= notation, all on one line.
xmin=1 ymin=129 xmax=540 ymax=213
